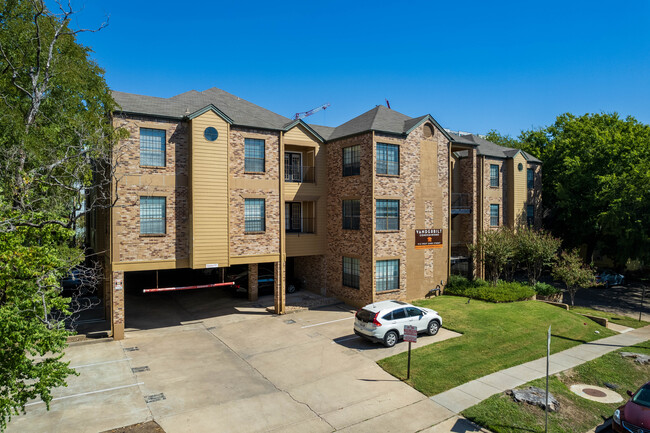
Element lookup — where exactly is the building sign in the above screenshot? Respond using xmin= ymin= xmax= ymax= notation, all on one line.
xmin=415 ymin=229 xmax=443 ymax=249
xmin=114 ymin=278 xmax=123 ymax=291
xmin=205 ymin=263 xmax=219 ymax=268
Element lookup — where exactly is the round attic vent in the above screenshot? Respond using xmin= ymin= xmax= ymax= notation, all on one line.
xmin=423 ymin=124 xmax=434 ymax=138
xmin=518 ymin=162 xmax=523 ymax=171
xmin=204 ymin=127 xmax=219 ymax=141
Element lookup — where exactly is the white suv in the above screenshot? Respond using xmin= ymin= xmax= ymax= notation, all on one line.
xmin=354 ymin=300 xmax=442 ymax=347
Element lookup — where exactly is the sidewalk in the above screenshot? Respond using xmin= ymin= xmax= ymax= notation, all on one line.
xmin=430 ymin=324 xmax=650 ymax=414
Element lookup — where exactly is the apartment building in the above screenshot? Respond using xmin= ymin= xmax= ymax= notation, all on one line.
xmin=91 ymin=87 xmax=537 ymax=340
xmin=448 ymin=133 xmax=542 ymax=276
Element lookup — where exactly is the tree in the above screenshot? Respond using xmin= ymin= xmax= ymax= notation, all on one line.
xmin=0 ymin=1 xmax=121 ymax=428
xmin=516 ymin=227 xmax=561 ymax=285
xmin=470 ymin=228 xmax=516 ymax=286
xmin=490 ymin=113 xmax=650 ymax=266
xmin=552 ymin=249 xmax=595 ymax=306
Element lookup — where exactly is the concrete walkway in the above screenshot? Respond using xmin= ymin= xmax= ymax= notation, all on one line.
xmin=430 ymin=324 xmax=650 ymax=414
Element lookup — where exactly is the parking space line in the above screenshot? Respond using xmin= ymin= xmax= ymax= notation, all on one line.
xmin=25 ymin=382 xmax=144 ymax=406
xmin=301 ymin=316 xmax=354 ymax=328
xmin=71 ymin=358 xmax=132 ymax=369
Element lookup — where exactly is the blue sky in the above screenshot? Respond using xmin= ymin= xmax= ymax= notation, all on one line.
xmin=74 ymin=0 xmax=650 ymax=136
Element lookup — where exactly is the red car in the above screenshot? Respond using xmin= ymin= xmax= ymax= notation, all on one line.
xmin=613 ymin=381 xmax=650 ymax=432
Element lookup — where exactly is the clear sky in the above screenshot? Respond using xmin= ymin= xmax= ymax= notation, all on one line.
xmin=73 ymin=0 xmax=650 ymax=136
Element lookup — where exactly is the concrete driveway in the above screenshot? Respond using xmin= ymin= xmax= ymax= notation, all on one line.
xmin=8 ymin=292 xmax=461 ymax=433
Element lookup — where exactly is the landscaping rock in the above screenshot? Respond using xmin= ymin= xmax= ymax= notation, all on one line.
xmin=507 ymin=386 xmax=560 ymax=412
xmin=620 ymin=352 xmax=650 ymax=364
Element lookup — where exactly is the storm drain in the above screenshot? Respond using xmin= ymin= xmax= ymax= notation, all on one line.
xmin=131 ymin=366 xmax=150 ymax=373
xmin=124 ymin=347 xmax=139 ymax=352
xmin=570 ymin=384 xmax=623 ymax=403
xmin=144 ymin=393 xmax=166 ymax=403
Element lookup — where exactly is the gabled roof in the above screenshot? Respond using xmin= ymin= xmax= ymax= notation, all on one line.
xmin=281 ymin=119 xmax=326 ymax=142
xmin=449 ymin=133 xmax=542 ymax=163
xmin=327 ymin=105 xmax=450 ymax=141
xmin=113 ymin=87 xmax=291 ymax=130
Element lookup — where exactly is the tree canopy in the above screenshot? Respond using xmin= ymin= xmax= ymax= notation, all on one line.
xmin=0 ymin=0 xmax=120 ymax=428
xmin=489 ymin=113 xmax=650 ymax=266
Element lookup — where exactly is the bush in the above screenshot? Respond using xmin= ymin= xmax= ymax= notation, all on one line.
xmin=445 ymin=279 xmax=535 ymax=303
xmin=533 ymin=282 xmax=560 ymax=297
xmin=448 ymin=274 xmax=471 ymax=289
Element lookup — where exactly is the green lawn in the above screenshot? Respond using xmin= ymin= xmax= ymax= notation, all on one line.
xmin=570 ymin=305 xmax=649 ymax=329
xmin=378 ymin=296 xmax=616 ymax=396
xmin=463 ymin=341 xmax=650 ymax=433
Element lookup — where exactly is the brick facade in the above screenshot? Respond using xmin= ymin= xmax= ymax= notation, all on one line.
xmin=326 ymin=132 xmax=375 ymax=306
xmin=112 ymin=115 xmax=190 ymax=263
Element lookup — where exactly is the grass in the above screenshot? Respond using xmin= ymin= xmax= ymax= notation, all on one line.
xmin=570 ymin=305 xmax=649 ymax=329
xmin=378 ymin=296 xmax=616 ymax=396
xmin=463 ymin=341 xmax=650 ymax=433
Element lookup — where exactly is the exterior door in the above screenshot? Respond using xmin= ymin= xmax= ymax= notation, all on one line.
xmin=285 ymin=152 xmax=302 ymax=182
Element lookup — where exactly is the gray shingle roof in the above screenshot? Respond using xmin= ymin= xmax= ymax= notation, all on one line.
xmin=449 ymin=133 xmax=541 ymax=163
xmin=327 ymin=105 xmax=451 ymax=141
xmin=113 ymin=88 xmax=291 ymax=131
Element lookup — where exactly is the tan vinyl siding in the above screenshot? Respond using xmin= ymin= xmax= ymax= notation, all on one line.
xmin=190 ymin=111 xmax=230 ymax=268
xmin=284 ymin=124 xmax=327 ymax=256
xmin=508 ymin=153 xmax=528 ymax=228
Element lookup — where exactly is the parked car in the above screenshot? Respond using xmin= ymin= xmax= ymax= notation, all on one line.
xmin=353 ymin=300 xmax=442 ymax=347
xmin=596 ymin=269 xmax=625 ymax=288
xmin=231 ymin=270 xmax=299 ymax=297
xmin=60 ymin=267 xmax=95 ymax=297
xmin=613 ymin=381 xmax=650 ymax=433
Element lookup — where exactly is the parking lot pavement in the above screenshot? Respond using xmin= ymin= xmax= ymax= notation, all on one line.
xmin=6 ymin=340 xmax=151 ymax=433
xmin=8 ymin=296 xmax=461 ymax=433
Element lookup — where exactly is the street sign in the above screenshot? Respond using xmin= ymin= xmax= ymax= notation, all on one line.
xmin=404 ymin=325 xmax=418 ymax=343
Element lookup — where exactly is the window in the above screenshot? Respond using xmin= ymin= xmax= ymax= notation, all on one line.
xmin=342 ymin=199 xmax=360 ymax=230
xmin=342 ymin=257 xmax=360 ymax=289
xmin=376 ymin=259 xmax=399 ymax=292
xmin=527 ymin=205 xmax=534 ymax=227
xmin=285 ymin=202 xmax=301 ymax=232
xmin=527 ymin=168 xmax=534 ymax=189
xmin=376 ymin=200 xmax=399 ymax=231
xmin=376 ymin=143 xmax=399 ymax=175
xmin=490 ymin=204 xmax=500 ymax=227
xmin=285 ymin=152 xmax=301 ymax=182
xmin=490 ymin=164 xmax=499 ymax=187
xmin=140 ymin=196 xmax=166 ymax=234
xmin=245 ymin=138 xmax=265 ymax=173
xmin=342 ymin=145 xmax=360 ymax=176
xmin=244 ymin=199 xmax=265 ymax=232
xmin=140 ymin=128 xmax=166 ymax=167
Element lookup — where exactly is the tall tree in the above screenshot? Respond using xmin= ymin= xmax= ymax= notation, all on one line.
xmin=489 ymin=113 xmax=650 ymax=266
xmin=0 ymin=0 xmax=121 ymax=428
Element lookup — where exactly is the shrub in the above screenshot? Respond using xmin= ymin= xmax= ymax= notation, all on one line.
xmin=533 ymin=282 xmax=560 ymax=297
xmin=448 ymin=274 xmax=471 ymax=289
xmin=444 ymin=279 xmax=535 ymax=303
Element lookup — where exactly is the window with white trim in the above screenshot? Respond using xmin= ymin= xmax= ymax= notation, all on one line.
xmin=244 ymin=199 xmax=265 ymax=232
xmin=140 ymin=196 xmax=166 ymax=234
xmin=140 ymin=128 xmax=166 ymax=167
xmin=376 ymin=259 xmax=399 ymax=292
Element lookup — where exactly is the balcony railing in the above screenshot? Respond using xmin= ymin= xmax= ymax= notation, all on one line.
xmin=285 ymin=217 xmax=315 ymax=234
xmin=285 ymin=165 xmax=315 ymax=183
xmin=451 ymin=193 xmax=471 ymax=214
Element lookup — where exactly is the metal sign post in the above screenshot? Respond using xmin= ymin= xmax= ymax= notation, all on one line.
xmin=404 ymin=325 xmax=418 ymax=380
xmin=545 ymin=325 xmax=551 ymax=433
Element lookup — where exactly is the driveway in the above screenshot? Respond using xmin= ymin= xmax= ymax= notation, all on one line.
xmin=563 ymin=281 xmax=650 ymax=319
xmin=8 ymin=292 xmax=461 ymax=433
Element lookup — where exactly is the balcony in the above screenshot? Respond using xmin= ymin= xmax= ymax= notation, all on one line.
xmin=284 ymin=165 xmax=315 ymax=183
xmin=285 ymin=217 xmax=315 ymax=234
xmin=451 ymin=193 xmax=471 ymax=215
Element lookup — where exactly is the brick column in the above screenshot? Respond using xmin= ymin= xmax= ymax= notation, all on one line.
xmin=273 ymin=261 xmax=285 ymax=314
xmin=111 ymin=270 xmax=125 ymax=340
xmin=248 ymin=263 xmax=258 ymax=301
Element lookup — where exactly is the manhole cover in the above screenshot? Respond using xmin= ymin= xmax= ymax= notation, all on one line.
xmin=583 ymin=388 xmax=607 ymax=397
xmin=570 ymin=384 xmax=623 ymax=403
